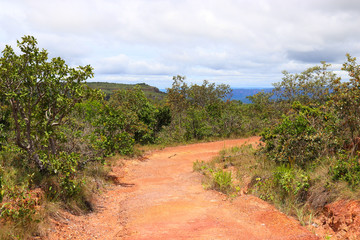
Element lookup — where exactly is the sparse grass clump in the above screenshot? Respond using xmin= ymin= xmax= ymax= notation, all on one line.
xmin=193 ymin=144 xmax=259 ymax=196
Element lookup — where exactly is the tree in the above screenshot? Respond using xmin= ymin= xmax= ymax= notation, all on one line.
xmin=273 ymin=62 xmax=338 ymax=106
xmin=0 ymin=36 xmax=97 ymax=171
xmin=109 ymin=86 xmax=157 ymax=143
xmin=163 ymin=76 xmax=233 ymax=141
xmin=187 ymin=80 xmax=231 ymax=108
xmin=331 ymin=54 xmax=360 ymax=152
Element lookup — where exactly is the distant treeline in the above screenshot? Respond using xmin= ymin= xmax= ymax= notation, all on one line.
xmin=87 ymin=82 xmax=275 ymax=104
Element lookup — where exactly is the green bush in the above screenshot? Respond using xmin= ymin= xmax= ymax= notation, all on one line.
xmin=0 ymin=186 xmax=38 ymax=227
xmin=252 ymin=166 xmax=310 ymax=204
xmin=261 ymin=102 xmax=336 ymax=167
xmin=273 ymin=165 xmax=310 ymax=201
xmin=330 ymin=154 xmax=360 ymax=190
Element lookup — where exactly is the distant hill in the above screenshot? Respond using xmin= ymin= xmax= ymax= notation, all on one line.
xmin=230 ymin=88 xmax=273 ymax=103
xmin=87 ymin=82 xmax=273 ymax=103
xmin=87 ymin=82 xmax=166 ymax=101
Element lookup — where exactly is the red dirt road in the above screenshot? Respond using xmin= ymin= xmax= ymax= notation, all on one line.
xmin=49 ymin=137 xmax=318 ymax=239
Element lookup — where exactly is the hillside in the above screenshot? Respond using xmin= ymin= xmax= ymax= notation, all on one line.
xmin=87 ymin=82 xmax=167 ymax=101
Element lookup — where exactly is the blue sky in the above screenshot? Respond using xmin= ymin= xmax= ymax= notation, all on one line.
xmin=1 ymin=0 xmax=360 ymax=88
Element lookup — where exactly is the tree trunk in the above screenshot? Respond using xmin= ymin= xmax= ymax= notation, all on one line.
xmin=28 ymin=148 xmax=45 ymax=171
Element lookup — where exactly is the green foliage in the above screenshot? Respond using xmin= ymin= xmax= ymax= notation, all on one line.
xmin=261 ymin=102 xmax=336 ymax=167
xmin=193 ymin=158 xmax=235 ymax=195
xmin=93 ymin=104 xmax=135 ymax=156
xmin=253 ymin=177 xmax=275 ymax=201
xmin=109 ymin=86 xmax=157 ymax=144
xmin=154 ymin=105 xmax=171 ymax=133
xmin=0 ymin=36 xmax=110 ymax=237
xmin=252 ymin=165 xmax=310 ymax=205
xmin=0 ymin=167 xmax=4 ymax=203
xmin=162 ymin=76 xmax=242 ymax=142
xmin=0 ymin=35 xmax=99 ymax=171
xmin=273 ymin=165 xmax=310 ymax=200
xmin=0 ymin=104 xmax=10 ymax=150
xmin=184 ymin=107 xmax=212 ymax=140
xmin=331 ymin=54 xmax=360 ymax=151
xmin=213 ymin=169 xmax=233 ymax=194
xmin=87 ymin=82 xmax=166 ymax=101
xmin=0 ymin=186 xmax=38 ymax=226
xmin=273 ymin=62 xmax=338 ymax=106
xmin=193 ymin=160 xmax=207 ymax=173
xmin=330 ymin=154 xmax=360 ymax=190
xmin=45 ymin=152 xmax=82 ymax=199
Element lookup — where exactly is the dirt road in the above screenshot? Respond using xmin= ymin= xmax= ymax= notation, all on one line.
xmin=49 ymin=137 xmax=318 ymax=239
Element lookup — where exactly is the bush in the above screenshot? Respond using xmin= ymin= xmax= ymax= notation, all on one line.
xmin=0 ymin=186 xmax=38 ymax=226
xmin=273 ymin=165 xmax=310 ymax=201
xmin=261 ymin=102 xmax=336 ymax=167
xmin=330 ymin=153 xmax=360 ymax=190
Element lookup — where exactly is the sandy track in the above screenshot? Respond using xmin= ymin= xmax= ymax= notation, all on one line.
xmin=48 ymin=137 xmax=318 ymax=239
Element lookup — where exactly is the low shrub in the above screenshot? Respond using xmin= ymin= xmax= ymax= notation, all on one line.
xmin=213 ymin=169 xmax=233 ymax=194
xmin=330 ymin=153 xmax=360 ymax=190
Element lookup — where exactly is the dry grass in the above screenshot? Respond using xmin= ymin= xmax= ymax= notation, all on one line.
xmin=194 ymin=143 xmax=360 ymax=228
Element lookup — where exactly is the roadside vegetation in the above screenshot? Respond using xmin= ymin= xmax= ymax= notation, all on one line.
xmin=194 ymin=56 xmax=360 ymax=230
xmin=1 ymin=35 xmax=360 ymax=238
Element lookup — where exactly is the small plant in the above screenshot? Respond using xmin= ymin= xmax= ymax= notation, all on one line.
xmin=193 ymin=160 xmax=205 ymax=172
xmin=252 ymin=177 xmax=275 ymax=202
xmin=274 ymin=164 xmax=310 ymax=201
xmin=213 ymin=169 xmax=233 ymax=194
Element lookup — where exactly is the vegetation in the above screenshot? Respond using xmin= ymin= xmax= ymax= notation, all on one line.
xmin=1 ymin=35 xmax=360 ymax=238
xmin=87 ymin=82 xmax=166 ymax=101
xmin=194 ymin=54 xmax=360 ymax=229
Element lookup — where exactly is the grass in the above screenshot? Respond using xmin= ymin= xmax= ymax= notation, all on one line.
xmin=193 ymin=142 xmax=360 ymax=232
xmin=193 ymin=144 xmax=260 ymax=196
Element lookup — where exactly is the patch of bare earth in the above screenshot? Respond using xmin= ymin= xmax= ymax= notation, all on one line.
xmin=309 ymin=200 xmax=360 ymax=239
xmin=48 ymin=137 xmax=318 ymax=239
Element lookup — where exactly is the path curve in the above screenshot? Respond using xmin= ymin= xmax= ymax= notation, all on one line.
xmin=49 ymin=137 xmax=318 ymax=239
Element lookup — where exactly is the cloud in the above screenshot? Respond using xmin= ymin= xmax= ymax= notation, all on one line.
xmin=287 ymin=49 xmax=345 ymax=63
xmin=95 ymin=54 xmax=176 ymax=75
xmin=1 ymin=0 xmax=360 ymax=88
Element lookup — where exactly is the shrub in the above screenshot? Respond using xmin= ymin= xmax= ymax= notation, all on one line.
xmin=213 ymin=169 xmax=233 ymax=194
xmin=252 ymin=177 xmax=276 ymax=202
xmin=0 ymin=186 xmax=39 ymax=227
xmin=261 ymin=102 xmax=336 ymax=167
xmin=330 ymin=153 xmax=360 ymax=190
xmin=273 ymin=165 xmax=310 ymax=201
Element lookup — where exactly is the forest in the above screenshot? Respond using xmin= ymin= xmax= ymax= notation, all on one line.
xmin=1 ymin=36 xmax=360 ymax=238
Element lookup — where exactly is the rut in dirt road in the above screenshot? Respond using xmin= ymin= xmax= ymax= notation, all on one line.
xmin=49 ymin=137 xmax=318 ymax=240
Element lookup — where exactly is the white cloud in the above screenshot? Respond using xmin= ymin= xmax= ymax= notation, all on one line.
xmin=95 ymin=54 xmax=176 ymax=75
xmin=0 ymin=0 xmax=359 ymax=88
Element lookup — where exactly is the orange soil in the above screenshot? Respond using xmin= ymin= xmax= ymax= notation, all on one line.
xmin=48 ymin=137 xmax=318 ymax=239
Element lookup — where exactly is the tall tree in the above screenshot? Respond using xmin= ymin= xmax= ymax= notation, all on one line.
xmin=273 ymin=62 xmax=338 ymax=106
xmin=0 ymin=36 xmax=97 ymax=171
xmin=331 ymin=54 xmax=360 ymax=151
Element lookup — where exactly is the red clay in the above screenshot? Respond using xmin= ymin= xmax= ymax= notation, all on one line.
xmin=48 ymin=137 xmax=318 ymax=239
xmin=309 ymin=200 xmax=360 ymax=239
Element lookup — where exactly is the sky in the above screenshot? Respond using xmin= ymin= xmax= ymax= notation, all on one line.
xmin=1 ymin=0 xmax=360 ymax=89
